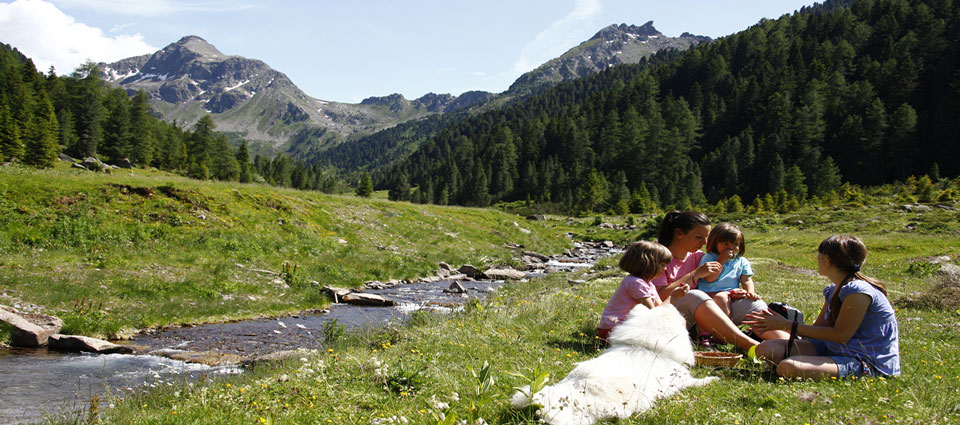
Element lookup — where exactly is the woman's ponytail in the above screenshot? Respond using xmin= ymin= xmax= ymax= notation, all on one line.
xmin=657 ymin=211 xmax=710 ymax=246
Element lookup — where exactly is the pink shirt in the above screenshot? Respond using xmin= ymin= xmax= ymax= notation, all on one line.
xmin=598 ymin=275 xmax=660 ymax=330
xmin=651 ymin=251 xmax=705 ymax=290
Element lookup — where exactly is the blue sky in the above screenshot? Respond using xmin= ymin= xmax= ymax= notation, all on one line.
xmin=1 ymin=0 xmax=817 ymax=103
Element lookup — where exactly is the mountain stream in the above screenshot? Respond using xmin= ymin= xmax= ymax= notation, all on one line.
xmin=0 ymin=241 xmax=618 ymax=424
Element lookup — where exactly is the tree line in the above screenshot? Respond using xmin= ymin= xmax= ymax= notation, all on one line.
xmin=0 ymin=44 xmax=344 ymax=193
xmin=380 ymin=0 xmax=958 ymax=214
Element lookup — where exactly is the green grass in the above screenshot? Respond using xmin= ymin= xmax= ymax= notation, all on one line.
xmin=56 ymin=191 xmax=959 ymax=424
xmin=5 ymin=164 xmax=959 ymax=424
xmin=0 ymin=164 xmax=570 ymax=338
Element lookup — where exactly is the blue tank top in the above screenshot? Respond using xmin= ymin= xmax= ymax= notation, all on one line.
xmin=819 ymin=280 xmax=900 ymax=376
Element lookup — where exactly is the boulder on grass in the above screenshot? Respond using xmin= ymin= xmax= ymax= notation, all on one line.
xmin=0 ymin=305 xmax=62 ymax=347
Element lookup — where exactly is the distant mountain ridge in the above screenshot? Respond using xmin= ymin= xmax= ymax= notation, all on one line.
xmin=101 ymin=23 xmax=706 ymax=161
xmin=508 ymin=22 xmax=710 ymax=93
xmin=100 ymin=36 xmax=493 ymax=155
xmin=311 ymin=22 xmax=709 ymax=173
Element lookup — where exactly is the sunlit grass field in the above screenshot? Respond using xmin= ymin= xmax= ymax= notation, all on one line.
xmin=0 ymin=164 xmax=570 ymax=338
xmin=46 ymin=180 xmax=957 ymax=424
xmin=4 ymin=164 xmax=958 ymax=424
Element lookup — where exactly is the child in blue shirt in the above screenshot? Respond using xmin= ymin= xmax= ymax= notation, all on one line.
xmin=697 ymin=222 xmax=762 ymax=321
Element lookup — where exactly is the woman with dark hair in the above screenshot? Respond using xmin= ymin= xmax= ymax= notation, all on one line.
xmin=652 ymin=211 xmax=784 ymax=353
xmin=745 ymin=235 xmax=900 ymax=379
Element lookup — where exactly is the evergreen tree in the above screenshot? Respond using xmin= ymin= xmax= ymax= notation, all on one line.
xmin=608 ymin=170 xmax=631 ymax=215
xmin=209 ymin=134 xmax=239 ymax=180
xmin=69 ymin=61 xmax=103 ymax=158
xmin=0 ymin=103 xmax=23 ymax=161
xmin=467 ymin=168 xmax=490 ymax=207
xmin=101 ymin=88 xmax=131 ymax=163
xmin=784 ymin=165 xmax=808 ymax=201
xmin=810 ymin=155 xmax=842 ymax=196
xmin=886 ymin=103 xmax=917 ymax=179
xmin=575 ymin=170 xmax=609 ymax=215
xmin=237 ymin=140 xmax=252 ymax=183
xmin=23 ymin=92 xmax=59 ymax=168
xmin=128 ymin=91 xmax=155 ymax=166
xmin=356 ymin=173 xmax=374 ymax=197
xmin=726 ymin=194 xmax=744 ymax=213
xmin=57 ymin=108 xmax=78 ymax=154
xmin=916 ymin=174 xmax=935 ymax=202
xmin=190 ymin=115 xmax=217 ymax=163
xmin=389 ymin=172 xmax=411 ymax=202
xmin=768 ymin=154 xmax=786 ymax=194
xmin=630 ymin=182 xmax=656 ymax=214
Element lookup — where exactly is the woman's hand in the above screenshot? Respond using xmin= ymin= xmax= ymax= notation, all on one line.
xmin=671 ymin=283 xmax=690 ymax=298
xmin=743 ymin=309 xmax=791 ymax=333
xmin=695 ymin=261 xmax=722 ymax=279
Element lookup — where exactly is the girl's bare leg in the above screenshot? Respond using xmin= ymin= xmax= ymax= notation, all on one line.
xmin=694 ymin=300 xmax=759 ymax=351
xmin=777 ymin=355 xmax=840 ymax=380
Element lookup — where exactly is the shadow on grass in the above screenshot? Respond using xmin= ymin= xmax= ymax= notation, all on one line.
xmin=543 ymin=321 xmax=606 ymax=355
xmin=695 ymin=363 xmax=782 ymax=382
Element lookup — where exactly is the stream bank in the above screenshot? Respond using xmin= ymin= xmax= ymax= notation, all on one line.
xmin=0 ymin=241 xmax=620 ymax=424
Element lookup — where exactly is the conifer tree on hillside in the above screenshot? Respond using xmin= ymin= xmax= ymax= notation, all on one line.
xmin=69 ymin=62 xmax=103 ymax=158
xmin=0 ymin=103 xmax=23 ymax=162
xmin=378 ymin=0 xmax=958 ymax=212
xmin=237 ymin=140 xmax=252 ymax=183
xmin=101 ymin=88 xmax=132 ymax=163
xmin=128 ymin=91 xmax=155 ymax=166
xmin=356 ymin=173 xmax=374 ymax=197
xmin=23 ymin=92 xmax=59 ymax=168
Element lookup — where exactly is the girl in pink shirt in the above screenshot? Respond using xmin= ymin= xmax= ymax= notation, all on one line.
xmin=597 ymin=241 xmax=686 ymax=345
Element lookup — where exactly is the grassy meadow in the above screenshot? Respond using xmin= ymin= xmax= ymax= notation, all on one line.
xmin=1 ymin=165 xmax=958 ymax=424
xmin=0 ymin=164 xmax=570 ymax=339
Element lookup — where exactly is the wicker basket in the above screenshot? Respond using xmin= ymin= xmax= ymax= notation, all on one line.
xmin=695 ymin=351 xmax=743 ymax=368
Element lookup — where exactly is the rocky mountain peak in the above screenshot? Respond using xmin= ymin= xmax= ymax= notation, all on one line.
xmin=592 ymin=22 xmax=662 ymax=41
xmin=171 ymin=35 xmax=226 ymax=59
xmin=508 ymin=21 xmax=710 ymax=93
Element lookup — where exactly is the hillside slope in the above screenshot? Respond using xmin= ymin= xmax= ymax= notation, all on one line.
xmin=0 ymin=165 xmax=570 ymax=337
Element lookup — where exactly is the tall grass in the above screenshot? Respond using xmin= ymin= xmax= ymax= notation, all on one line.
xmin=73 ymin=196 xmax=960 ymax=424
xmin=0 ymin=165 xmax=570 ymax=337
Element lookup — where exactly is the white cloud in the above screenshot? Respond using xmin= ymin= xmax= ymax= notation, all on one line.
xmin=511 ymin=0 xmax=603 ymax=75
xmin=51 ymin=0 xmax=255 ymax=15
xmin=0 ymin=0 xmax=157 ymax=74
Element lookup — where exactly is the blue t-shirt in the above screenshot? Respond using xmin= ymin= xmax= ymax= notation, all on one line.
xmin=696 ymin=252 xmax=753 ymax=293
xmin=816 ymin=280 xmax=901 ymax=377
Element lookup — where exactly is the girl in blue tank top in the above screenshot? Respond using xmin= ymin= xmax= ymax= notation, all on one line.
xmin=745 ymin=235 xmax=900 ymax=379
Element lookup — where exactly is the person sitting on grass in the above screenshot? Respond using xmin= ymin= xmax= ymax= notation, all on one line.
xmin=596 ymin=240 xmax=685 ymax=345
xmin=744 ymin=235 xmax=901 ymax=380
xmin=695 ymin=222 xmax=766 ymax=347
xmin=651 ymin=211 xmax=787 ymax=355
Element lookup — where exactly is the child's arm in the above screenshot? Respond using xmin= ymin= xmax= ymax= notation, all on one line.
xmin=636 ymin=297 xmax=658 ymax=309
xmin=739 ymin=275 xmax=762 ymax=300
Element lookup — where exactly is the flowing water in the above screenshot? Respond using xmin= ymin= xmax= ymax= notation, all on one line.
xmin=0 ymin=242 xmax=617 ymax=424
